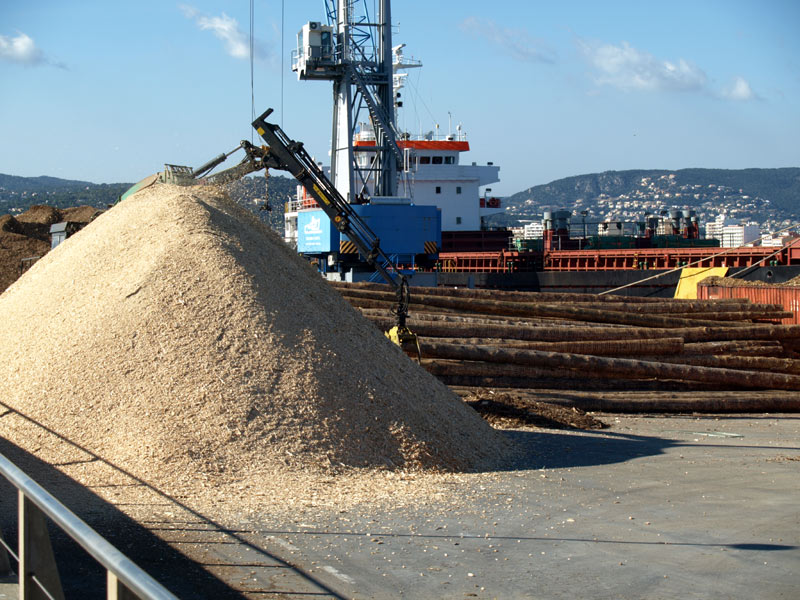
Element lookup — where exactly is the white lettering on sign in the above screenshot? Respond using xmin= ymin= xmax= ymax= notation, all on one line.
xmin=304 ymin=215 xmax=323 ymax=235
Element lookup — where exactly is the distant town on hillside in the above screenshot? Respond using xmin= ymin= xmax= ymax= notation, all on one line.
xmin=488 ymin=167 xmax=800 ymax=246
xmin=2 ymin=168 xmax=799 ymax=246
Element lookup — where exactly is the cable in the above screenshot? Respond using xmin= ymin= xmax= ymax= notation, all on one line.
xmin=250 ymin=0 xmax=255 ymax=143
xmin=598 ymin=220 xmax=800 ymax=295
xmin=728 ymin=235 xmax=800 ymax=279
xmin=281 ymin=0 xmax=285 ymax=128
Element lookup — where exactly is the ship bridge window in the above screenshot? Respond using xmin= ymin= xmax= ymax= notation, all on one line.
xmin=432 ymin=156 xmax=443 ymax=164
xmin=456 ymin=186 xmax=462 ymax=194
xmin=320 ymin=31 xmax=332 ymax=57
xmin=445 ymin=156 xmax=455 ymax=164
xmin=419 ymin=156 xmax=430 ymax=165
xmin=435 ymin=186 xmax=441 ymax=194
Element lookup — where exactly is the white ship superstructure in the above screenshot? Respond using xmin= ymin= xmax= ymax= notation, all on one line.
xmin=285 ymin=0 xmax=502 ymax=261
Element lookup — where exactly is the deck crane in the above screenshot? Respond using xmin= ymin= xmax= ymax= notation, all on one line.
xmin=251 ymin=108 xmax=417 ymax=349
xmin=121 ymin=108 xmax=418 ymax=351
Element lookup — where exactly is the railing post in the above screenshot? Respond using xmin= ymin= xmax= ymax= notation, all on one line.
xmin=19 ymin=490 xmax=65 ymax=600
xmin=0 ymin=525 xmax=11 ymax=576
xmin=108 ymin=571 xmax=141 ymax=600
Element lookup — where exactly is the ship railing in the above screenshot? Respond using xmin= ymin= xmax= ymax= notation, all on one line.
xmin=286 ymin=198 xmax=320 ymax=212
xmin=0 ymin=451 xmax=178 ymax=600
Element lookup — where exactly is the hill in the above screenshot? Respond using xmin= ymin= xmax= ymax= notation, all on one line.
xmin=0 ymin=173 xmax=130 ymax=210
xmin=0 ymin=172 xmax=296 ymax=235
xmin=5 ymin=167 xmax=799 ymax=236
xmin=490 ymin=168 xmax=800 ymax=230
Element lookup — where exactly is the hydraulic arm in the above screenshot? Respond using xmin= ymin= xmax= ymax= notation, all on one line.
xmin=120 ymin=108 xmax=417 ymax=346
xmin=249 ymin=108 xmax=413 ymax=333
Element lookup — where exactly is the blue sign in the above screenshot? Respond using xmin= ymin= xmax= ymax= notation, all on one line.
xmin=297 ymin=210 xmax=336 ymax=253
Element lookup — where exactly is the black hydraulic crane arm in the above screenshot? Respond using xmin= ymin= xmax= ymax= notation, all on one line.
xmin=250 ymin=108 xmax=412 ymax=330
xmin=120 ymin=108 xmax=417 ymax=351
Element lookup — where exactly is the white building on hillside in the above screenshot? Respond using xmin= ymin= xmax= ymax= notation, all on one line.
xmin=523 ymin=221 xmax=544 ymax=239
xmin=706 ymin=214 xmax=760 ymax=247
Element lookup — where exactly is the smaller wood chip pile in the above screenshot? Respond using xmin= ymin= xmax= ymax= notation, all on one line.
xmin=335 ymin=281 xmax=800 ymax=412
xmin=702 ymin=275 xmax=800 ymax=288
xmin=0 ymin=186 xmax=510 ymax=503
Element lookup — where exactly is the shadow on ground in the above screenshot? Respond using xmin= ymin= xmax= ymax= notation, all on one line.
xmin=499 ymin=423 xmax=799 ymax=471
xmin=499 ymin=427 xmax=674 ymax=471
xmin=0 ymin=435 xmax=346 ymax=599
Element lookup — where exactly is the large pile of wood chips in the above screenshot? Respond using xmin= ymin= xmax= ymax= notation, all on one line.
xmin=0 ymin=185 xmax=509 ymax=506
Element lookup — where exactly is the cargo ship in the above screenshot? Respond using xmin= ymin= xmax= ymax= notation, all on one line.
xmin=283 ymin=2 xmax=800 ymax=297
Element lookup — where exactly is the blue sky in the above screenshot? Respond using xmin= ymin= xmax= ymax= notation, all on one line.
xmin=1 ymin=0 xmax=798 ymax=195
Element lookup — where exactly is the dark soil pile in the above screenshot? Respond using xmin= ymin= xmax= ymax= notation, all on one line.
xmin=465 ymin=389 xmax=607 ymax=430
xmin=0 ymin=231 xmax=49 ymax=292
xmin=0 ymin=204 xmax=103 ymax=293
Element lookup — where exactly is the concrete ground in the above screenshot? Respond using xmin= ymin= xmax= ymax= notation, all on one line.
xmin=222 ymin=414 xmax=799 ymax=600
xmin=1 ymin=414 xmax=798 ymax=599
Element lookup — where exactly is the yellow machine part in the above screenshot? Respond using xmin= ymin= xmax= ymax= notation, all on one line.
xmin=674 ymin=266 xmax=729 ymax=299
xmin=385 ymin=326 xmax=422 ymax=362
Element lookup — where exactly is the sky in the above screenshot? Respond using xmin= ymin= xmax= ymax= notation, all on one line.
xmin=1 ymin=0 xmax=798 ymax=196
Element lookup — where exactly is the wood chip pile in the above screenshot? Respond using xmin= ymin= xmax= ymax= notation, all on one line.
xmin=335 ymin=281 xmax=800 ymax=412
xmin=702 ymin=275 xmax=800 ymax=288
xmin=0 ymin=186 xmax=509 ymax=501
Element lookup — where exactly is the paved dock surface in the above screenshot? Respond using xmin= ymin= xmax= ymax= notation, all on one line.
xmin=1 ymin=414 xmax=798 ymax=599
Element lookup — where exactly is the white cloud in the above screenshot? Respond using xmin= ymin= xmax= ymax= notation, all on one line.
xmin=580 ymin=40 xmax=707 ymax=92
xmin=460 ymin=17 xmax=556 ymax=65
xmin=0 ymin=31 xmax=67 ymax=69
xmin=0 ymin=32 xmax=44 ymax=65
xmin=180 ymin=4 xmax=267 ymax=60
xmin=722 ymin=76 xmax=756 ymax=101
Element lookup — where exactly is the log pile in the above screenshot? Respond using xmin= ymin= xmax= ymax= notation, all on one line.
xmin=332 ymin=281 xmax=800 ymax=412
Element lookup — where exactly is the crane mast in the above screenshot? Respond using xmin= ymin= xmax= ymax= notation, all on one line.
xmin=294 ymin=0 xmax=402 ymax=202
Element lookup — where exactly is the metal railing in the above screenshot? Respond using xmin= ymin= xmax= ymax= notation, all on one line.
xmin=0 ymin=452 xmax=178 ymax=600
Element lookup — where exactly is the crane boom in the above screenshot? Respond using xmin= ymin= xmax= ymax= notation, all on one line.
xmin=119 ymin=108 xmax=416 ymax=344
xmin=250 ymin=108 xmax=411 ymax=330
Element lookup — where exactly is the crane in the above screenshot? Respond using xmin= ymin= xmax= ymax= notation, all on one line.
xmin=120 ymin=108 xmax=419 ymax=352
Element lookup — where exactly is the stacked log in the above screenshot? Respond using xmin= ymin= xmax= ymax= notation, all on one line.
xmin=331 ymin=281 xmax=800 ymax=412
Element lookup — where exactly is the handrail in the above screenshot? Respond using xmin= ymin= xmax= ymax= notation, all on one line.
xmin=0 ymin=452 xmax=178 ymax=600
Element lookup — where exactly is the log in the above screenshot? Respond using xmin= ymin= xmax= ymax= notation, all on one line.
xmin=422 ymin=359 xmax=593 ymax=379
xmin=357 ymin=306 xmax=557 ymax=326
xmin=368 ymin=316 xmax=671 ymax=341
xmin=346 ymin=296 xmax=463 ymax=314
xmin=640 ymin=354 xmax=800 ymax=375
xmin=565 ymin=302 xmax=783 ymax=315
xmin=366 ymin=315 xmax=800 ymax=344
xmin=352 ymin=297 xmax=789 ymax=324
xmin=417 ymin=336 xmax=684 ymax=357
xmin=330 ymin=280 xmax=748 ymax=305
xmin=451 ymin=387 xmax=800 ymax=413
xmin=662 ymin=310 xmax=792 ymax=322
xmin=678 ymin=324 xmax=800 ymax=343
xmin=683 ymin=340 xmax=785 ymax=356
xmin=419 ymin=341 xmax=800 ymax=390
xmin=437 ymin=375 xmax=724 ymax=392
xmin=340 ymin=287 xmax=749 ymax=328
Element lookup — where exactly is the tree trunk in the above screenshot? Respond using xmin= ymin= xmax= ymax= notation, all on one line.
xmin=419 ymin=341 xmax=800 ymax=390
xmin=339 ymin=287 xmax=750 ymax=328
xmin=417 ymin=336 xmax=684 ymax=356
